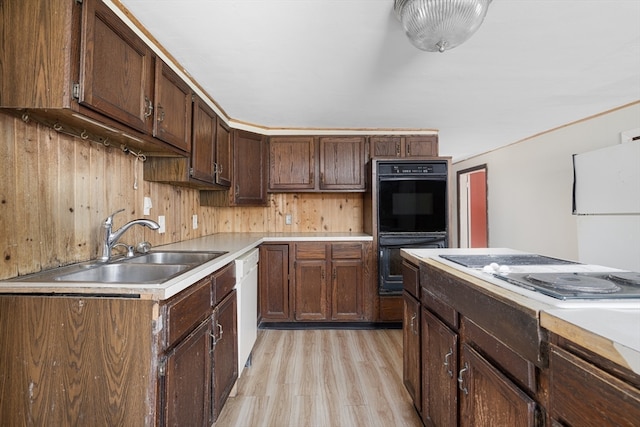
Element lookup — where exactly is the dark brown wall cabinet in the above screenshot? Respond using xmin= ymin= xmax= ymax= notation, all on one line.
xmin=0 ymin=0 xmax=188 ymax=155
xmin=201 ymin=129 xmax=269 ymax=207
xmin=268 ymin=136 xmax=367 ymax=192
xmin=370 ymin=135 xmax=438 ymax=158
xmin=259 ymin=241 xmax=373 ymax=323
xmin=143 ymin=96 xmax=234 ymax=189
xmin=153 ymin=60 xmax=193 ymax=152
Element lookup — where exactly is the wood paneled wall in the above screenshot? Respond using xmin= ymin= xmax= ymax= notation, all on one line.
xmin=0 ymin=112 xmax=364 ymax=280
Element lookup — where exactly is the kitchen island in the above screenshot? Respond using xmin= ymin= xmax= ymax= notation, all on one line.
xmin=400 ymin=248 xmax=640 ymax=426
xmin=0 ymin=231 xmax=372 ymax=426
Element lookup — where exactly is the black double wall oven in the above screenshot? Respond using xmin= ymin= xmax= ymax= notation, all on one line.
xmin=376 ymin=160 xmax=449 ymax=294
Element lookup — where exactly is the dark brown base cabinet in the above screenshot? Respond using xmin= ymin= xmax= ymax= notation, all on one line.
xmin=403 ymin=260 xmax=541 ymax=427
xmin=548 ymin=343 xmax=640 ymax=426
xmin=259 ymin=241 xmax=374 ymax=323
xmin=0 ymin=263 xmax=237 ymax=426
xmin=404 ymin=258 xmax=640 ymax=427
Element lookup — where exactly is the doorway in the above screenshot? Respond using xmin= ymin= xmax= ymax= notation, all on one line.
xmin=458 ymin=165 xmax=488 ymax=248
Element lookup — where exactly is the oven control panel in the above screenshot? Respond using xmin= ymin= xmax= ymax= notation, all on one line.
xmin=378 ymin=161 xmax=448 ymax=176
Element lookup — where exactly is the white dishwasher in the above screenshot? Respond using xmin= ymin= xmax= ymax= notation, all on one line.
xmin=234 ymin=247 xmax=259 ymax=377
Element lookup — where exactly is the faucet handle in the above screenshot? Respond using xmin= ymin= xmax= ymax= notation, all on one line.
xmin=105 ymin=208 xmax=126 ymax=225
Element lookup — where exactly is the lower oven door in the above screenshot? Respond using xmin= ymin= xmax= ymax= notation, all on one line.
xmin=378 ymin=233 xmax=447 ymax=295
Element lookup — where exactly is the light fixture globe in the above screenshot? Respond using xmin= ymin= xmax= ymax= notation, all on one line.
xmin=394 ymin=0 xmax=492 ymax=52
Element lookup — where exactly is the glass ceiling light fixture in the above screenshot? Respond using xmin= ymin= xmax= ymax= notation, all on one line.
xmin=394 ymin=0 xmax=492 ymax=53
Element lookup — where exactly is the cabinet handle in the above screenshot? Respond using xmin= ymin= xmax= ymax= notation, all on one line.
xmin=444 ymin=349 xmax=453 ymax=378
xmin=143 ymin=96 xmax=153 ymax=118
xmin=213 ymin=162 xmax=220 ymax=179
xmin=410 ymin=314 xmax=417 ymax=335
xmin=396 ymin=142 xmax=400 ymax=156
xmin=407 ymin=142 xmax=411 ymax=155
xmin=218 ymin=323 xmax=223 ymax=341
xmin=235 ymin=184 xmax=240 ymax=198
xmin=210 ymin=330 xmax=218 ymax=345
xmin=157 ymin=104 xmax=165 ymax=122
xmin=458 ymin=362 xmax=469 ymax=395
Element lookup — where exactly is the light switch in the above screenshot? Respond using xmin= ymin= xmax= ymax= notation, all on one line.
xmin=192 ymin=214 xmax=198 ymax=230
xmin=143 ymin=197 xmax=152 ymax=215
xmin=158 ymin=215 xmax=166 ymax=234
xmin=285 ymin=214 xmax=292 ymax=225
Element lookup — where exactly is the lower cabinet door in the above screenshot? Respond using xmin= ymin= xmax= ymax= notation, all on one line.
xmin=403 ymin=292 xmax=421 ymax=412
xmin=294 ymin=260 xmax=328 ymax=320
xmin=331 ymin=259 xmax=363 ymax=320
xmin=422 ymin=308 xmax=458 ymax=427
xmin=459 ymin=343 xmax=537 ymax=427
xmin=212 ymin=290 xmax=238 ymax=422
xmin=161 ymin=319 xmax=212 ymax=427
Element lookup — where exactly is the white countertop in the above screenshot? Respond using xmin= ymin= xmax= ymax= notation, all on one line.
xmin=0 ymin=232 xmax=371 ymax=300
xmin=401 ymin=247 xmax=640 ymax=374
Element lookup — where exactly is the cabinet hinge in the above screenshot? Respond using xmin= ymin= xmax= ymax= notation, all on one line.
xmin=75 ymin=0 xmax=83 ymax=4
xmin=72 ymin=83 xmax=80 ymax=100
xmin=158 ymin=359 xmax=166 ymax=377
xmin=189 ymin=167 xmax=194 ymax=177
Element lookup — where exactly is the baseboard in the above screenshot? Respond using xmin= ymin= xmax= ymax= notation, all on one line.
xmin=258 ymin=321 xmax=402 ymax=330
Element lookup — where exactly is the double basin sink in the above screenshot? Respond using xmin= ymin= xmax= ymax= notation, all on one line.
xmin=15 ymin=251 xmax=228 ymax=285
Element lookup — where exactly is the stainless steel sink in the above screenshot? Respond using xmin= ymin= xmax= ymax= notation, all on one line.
xmin=12 ymin=250 xmax=229 ymax=285
xmin=122 ymin=251 xmax=227 ymax=265
xmin=54 ymin=263 xmax=190 ymax=284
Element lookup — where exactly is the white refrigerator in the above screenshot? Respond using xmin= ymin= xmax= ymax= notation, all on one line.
xmin=573 ymin=140 xmax=640 ymax=271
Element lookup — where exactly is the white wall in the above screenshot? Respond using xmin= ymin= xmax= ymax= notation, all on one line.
xmin=451 ymin=102 xmax=640 ymax=262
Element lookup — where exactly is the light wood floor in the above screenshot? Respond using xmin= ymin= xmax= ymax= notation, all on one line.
xmin=214 ymin=328 xmax=423 ymax=427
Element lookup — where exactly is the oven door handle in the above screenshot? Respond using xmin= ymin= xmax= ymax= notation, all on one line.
xmin=380 ymin=238 xmax=447 ymax=249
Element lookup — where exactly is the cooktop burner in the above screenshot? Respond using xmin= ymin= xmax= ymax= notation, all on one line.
xmin=493 ymin=271 xmax=640 ymax=300
xmin=440 ymin=254 xmax=579 ymax=269
xmin=525 ymin=273 xmax=620 ymax=294
xmin=608 ymin=272 xmax=640 ymax=286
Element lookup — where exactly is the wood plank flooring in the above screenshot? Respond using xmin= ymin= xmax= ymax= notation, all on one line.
xmin=214 ymin=328 xmax=422 ymax=427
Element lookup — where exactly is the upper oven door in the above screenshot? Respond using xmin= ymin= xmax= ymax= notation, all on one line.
xmin=377 ymin=177 xmax=447 ymax=233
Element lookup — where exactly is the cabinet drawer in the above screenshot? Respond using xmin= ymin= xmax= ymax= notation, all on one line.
xmin=164 ymin=275 xmax=212 ymax=349
xmin=422 ymin=286 xmax=458 ymax=330
xmin=549 ymin=345 xmax=640 ymax=426
xmin=295 ymin=242 xmax=327 ymax=260
xmin=332 ymin=242 xmax=362 ymax=259
xmin=462 ymin=317 xmax=537 ymax=394
xmin=402 ymin=261 xmax=419 ymax=299
xmin=213 ymin=262 xmax=236 ymax=306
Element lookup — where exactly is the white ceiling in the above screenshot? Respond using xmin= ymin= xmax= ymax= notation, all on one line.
xmin=116 ymin=0 xmax=640 ymax=161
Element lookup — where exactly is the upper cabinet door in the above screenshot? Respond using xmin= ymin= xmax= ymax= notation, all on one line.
xmin=319 ymin=136 xmax=366 ymax=190
xmin=371 ymin=136 xmax=402 ymax=157
xmin=79 ymin=0 xmax=154 ymax=134
xmin=269 ymin=136 xmax=315 ymax=191
xmin=215 ymin=119 xmax=232 ymax=187
xmin=404 ymin=135 xmax=438 ymax=157
xmin=233 ymin=130 xmax=268 ymax=206
xmin=191 ymin=96 xmax=216 ymax=183
xmin=154 ymin=60 xmax=192 ymax=152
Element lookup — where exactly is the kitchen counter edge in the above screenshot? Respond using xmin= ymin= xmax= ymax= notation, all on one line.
xmin=0 ymin=232 xmax=372 ymax=300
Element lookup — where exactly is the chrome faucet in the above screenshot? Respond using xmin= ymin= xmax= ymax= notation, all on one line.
xmin=99 ymin=209 xmax=160 ymax=262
